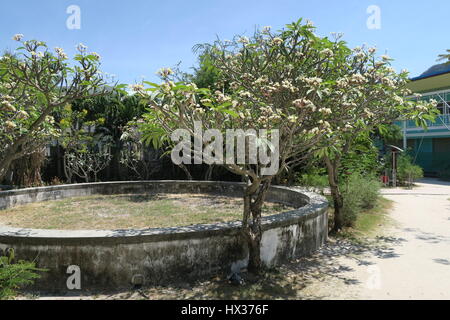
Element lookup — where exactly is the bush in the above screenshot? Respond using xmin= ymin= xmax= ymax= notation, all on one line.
xmin=340 ymin=173 xmax=381 ymax=227
xmin=384 ymin=152 xmax=423 ymax=185
xmin=396 ymin=154 xmax=424 ymax=184
xmin=0 ymin=249 xmax=43 ymax=299
xmin=296 ymin=166 xmax=328 ymax=190
xmin=339 ymin=134 xmax=382 ymax=179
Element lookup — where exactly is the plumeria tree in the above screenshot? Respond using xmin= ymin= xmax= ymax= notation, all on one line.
xmin=120 ymin=122 xmax=162 ymax=180
xmin=309 ymin=45 xmax=438 ymax=231
xmin=0 ymin=35 xmax=111 ymax=182
xmin=137 ymin=20 xmax=352 ymax=272
xmin=137 ymin=19 xmax=440 ymax=271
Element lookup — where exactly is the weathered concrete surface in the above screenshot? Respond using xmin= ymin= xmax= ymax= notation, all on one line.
xmin=0 ymin=181 xmax=328 ymax=293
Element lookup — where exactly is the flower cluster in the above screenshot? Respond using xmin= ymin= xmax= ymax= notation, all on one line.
xmin=1 ymin=95 xmax=16 ymax=112
xmin=157 ymin=68 xmax=173 ymax=78
xmin=271 ymin=37 xmax=283 ymax=46
xmin=299 ymin=76 xmax=322 ymax=89
xmin=12 ymin=34 xmax=24 ymax=41
xmin=129 ymin=84 xmax=145 ymax=93
xmin=293 ymin=98 xmax=315 ymax=111
xmin=55 ymin=47 xmax=68 ymax=60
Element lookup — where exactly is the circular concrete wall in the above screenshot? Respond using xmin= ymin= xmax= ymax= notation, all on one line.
xmin=0 ymin=181 xmax=328 ymax=292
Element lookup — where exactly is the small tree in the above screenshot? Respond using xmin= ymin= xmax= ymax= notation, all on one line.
xmin=0 ymin=35 xmax=111 ymax=182
xmin=63 ymin=128 xmax=113 ymax=183
xmin=65 ymin=147 xmax=112 ymax=183
xmin=0 ymin=248 xmax=44 ymax=300
xmin=120 ymin=123 xmax=162 ymax=180
xmin=137 ymin=20 xmax=348 ymax=272
xmin=309 ymin=44 xmax=438 ymax=231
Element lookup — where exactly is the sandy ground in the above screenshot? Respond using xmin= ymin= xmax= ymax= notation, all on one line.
xmin=303 ymin=178 xmax=450 ymax=299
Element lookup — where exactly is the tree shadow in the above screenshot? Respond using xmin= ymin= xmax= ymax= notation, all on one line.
xmin=433 ymin=258 xmax=450 ymax=265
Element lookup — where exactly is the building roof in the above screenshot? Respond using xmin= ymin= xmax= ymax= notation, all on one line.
xmin=407 ymin=62 xmax=450 ymax=93
xmin=411 ymin=63 xmax=450 ymax=81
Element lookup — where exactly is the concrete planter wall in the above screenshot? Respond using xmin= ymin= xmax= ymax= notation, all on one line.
xmin=0 ymin=181 xmax=328 ymax=293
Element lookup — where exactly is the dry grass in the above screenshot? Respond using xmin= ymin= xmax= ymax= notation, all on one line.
xmin=0 ymin=193 xmax=292 ymax=230
xmin=16 ymin=197 xmax=396 ymax=300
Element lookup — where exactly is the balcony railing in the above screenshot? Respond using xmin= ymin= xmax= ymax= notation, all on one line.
xmin=403 ymin=114 xmax=450 ymax=130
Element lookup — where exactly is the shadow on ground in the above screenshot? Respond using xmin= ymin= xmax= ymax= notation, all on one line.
xmin=23 ymin=235 xmax=403 ymax=300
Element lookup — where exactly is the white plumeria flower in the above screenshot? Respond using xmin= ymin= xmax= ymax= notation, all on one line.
xmin=54 ymin=47 xmax=68 ymax=60
xmin=129 ymin=84 xmax=144 ymax=93
xmin=271 ymin=37 xmax=283 ymax=46
xmin=237 ymin=36 xmax=249 ymax=44
xmin=320 ymin=48 xmax=334 ymax=57
xmin=77 ymin=43 xmax=88 ymax=52
xmin=91 ymin=52 xmax=101 ymax=60
xmin=306 ymin=20 xmax=314 ymax=27
xmin=157 ymin=68 xmax=173 ymax=78
xmin=5 ymin=121 xmax=17 ymax=129
xmin=12 ymin=34 xmax=24 ymax=41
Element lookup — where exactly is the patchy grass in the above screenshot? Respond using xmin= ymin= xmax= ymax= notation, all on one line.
xmin=15 ymin=195 xmax=395 ymax=300
xmin=0 ymin=193 xmax=292 ymax=230
xmin=337 ymin=196 xmax=393 ymax=242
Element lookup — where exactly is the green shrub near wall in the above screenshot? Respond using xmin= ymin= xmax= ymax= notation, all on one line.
xmin=396 ymin=154 xmax=424 ymax=184
xmin=0 ymin=249 xmax=44 ymax=300
xmin=341 ymin=174 xmax=381 ymax=227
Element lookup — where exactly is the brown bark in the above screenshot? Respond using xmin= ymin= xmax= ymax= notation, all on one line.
xmin=0 ymin=102 xmax=57 ymax=182
xmin=242 ymin=179 xmax=271 ymax=273
xmin=325 ymin=156 xmax=344 ymax=233
xmin=10 ymin=150 xmax=45 ymax=187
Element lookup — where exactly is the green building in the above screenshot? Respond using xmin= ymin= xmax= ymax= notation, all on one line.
xmin=398 ymin=63 xmax=450 ymax=176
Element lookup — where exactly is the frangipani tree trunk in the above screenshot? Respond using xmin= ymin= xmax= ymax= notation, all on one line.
xmin=242 ymin=178 xmax=272 ymax=272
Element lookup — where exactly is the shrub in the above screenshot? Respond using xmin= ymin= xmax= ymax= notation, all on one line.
xmin=339 ymin=134 xmax=382 ymax=179
xmin=341 ymin=187 xmax=361 ymax=227
xmin=298 ymin=173 xmax=328 ymax=190
xmin=296 ymin=166 xmax=328 ymax=190
xmin=0 ymin=249 xmax=43 ymax=300
xmin=396 ymin=154 xmax=424 ymax=184
xmin=340 ymin=173 xmax=381 ymax=227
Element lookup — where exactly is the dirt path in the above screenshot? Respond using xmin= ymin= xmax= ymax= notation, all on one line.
xmin=304 ymin=179 xmax=450 ymax=299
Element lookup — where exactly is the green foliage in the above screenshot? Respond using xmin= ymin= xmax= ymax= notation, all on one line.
xmin=189 ymin=53 xmax=223 ymax=90
xmin=376 ymin=123 xmax=403 ymax=144
xmin=339 ymin=132 xmax=381 ymax=178
xmin=55 ymin=92 xmax=147 ymax=183
xmin=0 ymin=249 xmax=43 ymax=299
xmin=296 ymin=166 xmax=328 ymax=190
xmin=341 ymin=173 xmax=381 ymax=227
xmin=0 ymin=36 xmax=112 ymax=182
xmin=396 ymin=153 xmax=424 ymax=183
xmin=437 ymin=49 xmax=450 ymax=63
xmin=384 ymin=152 xmax=424 ymax=184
